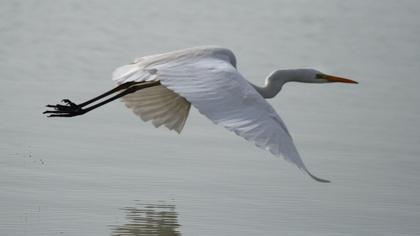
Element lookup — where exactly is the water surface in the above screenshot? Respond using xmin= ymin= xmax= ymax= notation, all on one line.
xmin=1 ymin=0 xmax=420 ymax=235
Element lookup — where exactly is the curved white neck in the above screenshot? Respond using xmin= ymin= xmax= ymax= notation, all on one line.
xmin=250 ymin=70 xmax=288 ymax=99
xmin=250 ymin=69 xmax=317 ymax=99
xmin=251 ymin=82 xmax=281 ymax=99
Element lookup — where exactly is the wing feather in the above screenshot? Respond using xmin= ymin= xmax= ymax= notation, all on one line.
xmin=112 ymin=46 xmax=328 ymax=182
xmin=122 ymin=85 xmax=190 ymax=133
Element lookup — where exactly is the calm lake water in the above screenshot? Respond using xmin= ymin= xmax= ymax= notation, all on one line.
xmin=1 ymin=0 xmax=420 ymax=235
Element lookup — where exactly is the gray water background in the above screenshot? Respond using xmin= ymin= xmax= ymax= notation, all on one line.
xmin=1 ymin=0 xmax=420 ymax=235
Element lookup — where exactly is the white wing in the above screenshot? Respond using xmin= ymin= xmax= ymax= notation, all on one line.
xmin=122 ymin=85 xmax=190 ymax=133
xmin=112 ymin=47 xmax=329 ymax=182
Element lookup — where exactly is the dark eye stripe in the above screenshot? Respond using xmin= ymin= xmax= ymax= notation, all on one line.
xmin=316 ymin=74 xmax=323 ymax=79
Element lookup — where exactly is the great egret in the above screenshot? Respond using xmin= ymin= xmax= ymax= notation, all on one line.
xmin=44 ymin=46 xmax=357 ymax=183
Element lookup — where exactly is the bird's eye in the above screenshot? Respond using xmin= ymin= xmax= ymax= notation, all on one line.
xmin=316 ymin=74 xmax=324 ymax=79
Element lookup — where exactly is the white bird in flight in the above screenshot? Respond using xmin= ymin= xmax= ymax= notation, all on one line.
xmin=44 ymin=46 xmax=357 ymax=183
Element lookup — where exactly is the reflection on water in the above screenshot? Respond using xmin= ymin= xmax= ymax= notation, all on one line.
xmin=110 ymin=202 xmax=181 ymax=236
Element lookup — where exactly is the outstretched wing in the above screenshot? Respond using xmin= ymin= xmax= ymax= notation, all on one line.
xmin=112 ymin=47 xmax=329 ymax=182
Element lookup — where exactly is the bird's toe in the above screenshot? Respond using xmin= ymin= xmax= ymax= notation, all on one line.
xmin=61 ymin=99 xmax=78 ymax=107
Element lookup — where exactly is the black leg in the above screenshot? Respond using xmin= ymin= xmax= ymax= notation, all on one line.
xmin=43 ymin=82 xmax=134 ymax=115
xmin=62 ymin=82 xmax=137 ymax=109
xmin=44 ymin=81 xmax=160 ymax=117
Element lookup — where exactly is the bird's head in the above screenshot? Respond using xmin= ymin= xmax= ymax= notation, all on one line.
xmin=269 ymin=69 xmax=357 ymax=86
xmin=289 ymin=68 xmax=358 ymax=84
xmin=261 ymin=69 xmax=357 ymax=99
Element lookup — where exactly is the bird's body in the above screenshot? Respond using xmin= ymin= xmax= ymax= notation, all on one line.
xmin=112 ymin=46 xmax=238 ymax=133
xmin=44 ymin=46 xmax=357 ymax=183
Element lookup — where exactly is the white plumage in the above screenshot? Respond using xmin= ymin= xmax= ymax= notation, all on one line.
xmin=122 ymin=85 xmax=190 ymax=133
xmin=46 ymin=46 xmax=357 ymax=182
xmin=112 ymin=46 xmax=325 ymax=182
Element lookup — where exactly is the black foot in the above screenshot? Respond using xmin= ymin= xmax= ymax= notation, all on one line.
xmin=43 ymin=99 xmax=85 ymax=117
xmin=61 ymin=99 xmax=78 ymax=107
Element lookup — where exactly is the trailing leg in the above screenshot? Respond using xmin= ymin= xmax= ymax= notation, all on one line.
xmin=43 ymin=81 xmax=160 ymax=117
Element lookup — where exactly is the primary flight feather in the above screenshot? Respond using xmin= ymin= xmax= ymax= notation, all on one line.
xmin=44 ymin=46 xmax=358 ymax=183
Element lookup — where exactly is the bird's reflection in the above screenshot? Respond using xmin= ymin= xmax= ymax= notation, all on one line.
xmin=110 ymin=202 xmax=181 ymax=236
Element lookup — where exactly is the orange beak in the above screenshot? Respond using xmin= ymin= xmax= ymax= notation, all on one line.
xmin=323 ymin=74 xmax=358 ymax=84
